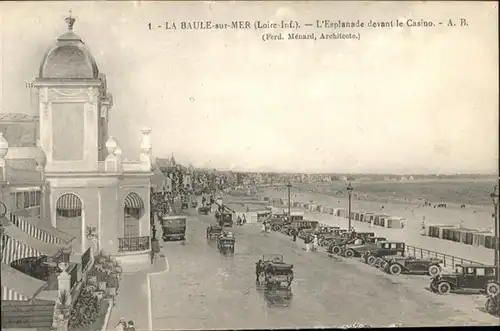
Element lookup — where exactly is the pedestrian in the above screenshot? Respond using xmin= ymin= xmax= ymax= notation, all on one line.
xmin=152 ymin=225 xmax=157 ymax=240
xmin=292 ymin=231 xmax=297 ymax=242
xmin=150 ymin=249 xmax=155 ymax=265
xmin=116 ymin=318 xmax=126 ymax=331
xmin=312 ymin=234 xmax=318 ymax=251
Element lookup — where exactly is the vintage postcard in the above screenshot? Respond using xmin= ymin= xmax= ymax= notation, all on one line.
xmin=0 ymin=0 xmax=498 ymax=330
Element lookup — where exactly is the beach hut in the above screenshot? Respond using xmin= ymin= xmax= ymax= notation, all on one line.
xmin=364 ymin=213 xmax=375 ymax=224
xmin=374 ymin=214 xmax=389 ymax=227
xmin=472 ymin=230 xmax=493 ymax=247
xmin=385 ymin=216 xmax=405 ymax=229
xmin=335 ymin=208 xmax=346 ymax=218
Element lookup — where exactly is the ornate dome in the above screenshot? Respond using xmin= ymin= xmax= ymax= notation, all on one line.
xmin=38 ymin=14 xmax=99 ymax=79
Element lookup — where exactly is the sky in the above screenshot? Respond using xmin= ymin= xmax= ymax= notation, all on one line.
xmin=0 ymin=1 xmax=498 ymax=174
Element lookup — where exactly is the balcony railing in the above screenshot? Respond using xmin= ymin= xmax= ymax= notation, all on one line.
xmin=118 ymin=236 xmax=150 ymax=252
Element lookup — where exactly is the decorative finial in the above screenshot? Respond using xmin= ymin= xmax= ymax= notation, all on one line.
xmin=65 ymin=10 xmax=76 ymax=31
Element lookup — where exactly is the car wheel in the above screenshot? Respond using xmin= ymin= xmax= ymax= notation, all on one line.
xmin=345 ymin=249 xmax=355 ymax=258
xmin=437 ymin=282 xmax=451 ymax=295
xmin=366 ymin=255 xmax=376 ymax=265
xmin=272 ymin=225 xmax=282 ymax=232
xmin=428 ymin=265 xmax=441 ymax=277
xmin=332 ymin=246 xmax=341 ymax=255
xmin=486 ymin=283 xmax=500 ymax=296
xmin=389 ymin=263 xmax=402 ymax=275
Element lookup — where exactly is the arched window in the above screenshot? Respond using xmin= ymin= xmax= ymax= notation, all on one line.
xmin=56 ymin=194 xmax=82 ymax=218
xmin=55 ymin=193 xmax=83 ymax=251
xmin=124 ymin=193 xmax=144 ymax=237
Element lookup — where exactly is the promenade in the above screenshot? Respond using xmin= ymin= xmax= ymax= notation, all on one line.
xmin=259 ymin=187 xmax=495 ymax=265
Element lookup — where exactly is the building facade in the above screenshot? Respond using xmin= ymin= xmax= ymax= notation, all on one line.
xmin=2 ymin=16 xmax=154 ymax=260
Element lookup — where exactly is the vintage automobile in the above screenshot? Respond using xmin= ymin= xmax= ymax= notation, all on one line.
xmin=287 ymin=220 xmax=319 ymax=237
xmin=383 ymin=256 xmax=443 ymax=276
xmin=217 ymin=232 xmax=235 ymax=254
xmin=161 ymin=215 xmax=186 ymax=241
xmin=191 ymin=200 xmax=198 ymax=208
xmin=256 ymin=254 xmax=294 ymax=289
xmin=268 ymin=211 xmax=304 ymax=232
xmin=181 ymin=199 xmax=189 ymax=209
xmin=318 ymin=228 xmax=349 ymax=246
xmin=429 ymin=264 xmax=500 ymax=295
xmin=362 ymin=241 xmax=405 ymax=264
xmin=340 ymin=237 xmax=388 ymax=258
xmin=257 ymin=210 xmax=272 ymax=223
xmin=198 ymin=205 xmax=211 ymax=215
xmin=327 ymin=232 xmax=376 ymax=254
xmin=206 ymin=224 xmax=223 ymax=240
xmin=216 ymin=211 xmax=234 ymax=227
xmin=485 ymin=292 xmax=500 ymax=316
xmin=298 ymin=225 xmax=339 ymax=241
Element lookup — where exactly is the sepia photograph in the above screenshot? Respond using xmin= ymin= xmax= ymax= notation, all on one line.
xmin=0 ymin=0 xmax=498 ymax=329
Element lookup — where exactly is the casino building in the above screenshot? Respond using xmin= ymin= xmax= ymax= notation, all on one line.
xmin=1 ymin=14 xmax=154 ymax=266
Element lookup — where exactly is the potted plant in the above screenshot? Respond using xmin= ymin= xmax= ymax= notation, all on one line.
xmin=85 ymin=225 xmax=99 ymax=255
xmin=56 ymin=290 xmax=71 ymax=319
xmin=95 ymin=264 xmax=107 ymax=291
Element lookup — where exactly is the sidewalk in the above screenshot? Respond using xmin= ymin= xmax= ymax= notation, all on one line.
xmin=107 ymin=254 xmax=167 ymax=331
xmin=107 ymin=214 xmax=167 ymax=330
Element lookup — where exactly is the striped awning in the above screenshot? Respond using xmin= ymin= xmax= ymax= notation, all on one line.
xmin=56 ymin=193 xmax=82 ymax=210
xmin=1 ymin=233 xmax=43 ymax=265
xmin=124 ymin=193 xmax=144 ymax=209
xmin=12 ymin=212 xmax=75 ymax=244
xmin=1 ymin=286 xmax=30 ymax=301
xmin=1 ymin=263 xmax=46 ymax=301
xmin=1 ymin=224 xmax=64 ymax=265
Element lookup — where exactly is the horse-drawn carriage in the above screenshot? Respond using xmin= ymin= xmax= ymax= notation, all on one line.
xmin=256 ymin=254 xmax=294 ymax=289
xmin=217 ymin=232 xmax=235 ymax=254
xmin=206 ymin=224 xmax=223 ymax=239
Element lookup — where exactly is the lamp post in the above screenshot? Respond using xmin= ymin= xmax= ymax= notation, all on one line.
xmin=491 ymin=185 xmax=499 ymax=283
xmin=286 ymin=182 xmax=292 ymax=220
xmin=346 ymin=182 xmax=353 ymax=231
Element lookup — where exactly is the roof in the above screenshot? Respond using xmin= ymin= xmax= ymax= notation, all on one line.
xmin=39 ymin=27 xmax=99 ymax=79
xmin=1 ymin=263 xmax=47 ymax=299
xmin=456 ymin=264 xmax=492 ymax=268
xmin=161 ymin=215 xmax=186 ymax=220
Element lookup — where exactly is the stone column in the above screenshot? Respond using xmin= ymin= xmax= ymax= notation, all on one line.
xmin=57 ymin=262 xmax=72 ymax=304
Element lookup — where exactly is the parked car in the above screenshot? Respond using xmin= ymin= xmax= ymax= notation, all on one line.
xmin=300 ymin=225 xmax=340 ymax=241
xmin=362 ymin=241 xmax=405 ymax=264
xmin=383 ymin=256 xmax=443 ymax=276
xmin=318 ymin=228 xmax=349 ymax=246
xmin=340 ymin=237 xmax=388 ymax=258
xmin=429 ymin=264 xmax=500 ymax=295
xmin=287 ymin=220 xmax=319 ymax=237
xmin=327 ymin=232 xmax=376 ymax=254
